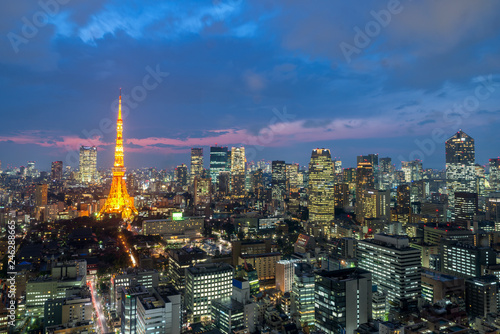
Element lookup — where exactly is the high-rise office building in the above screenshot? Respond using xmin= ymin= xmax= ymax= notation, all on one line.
xmin=291 ymin=263 xmax=315 ymax=329
xmin=357 ymin=234 xmax=421 ymax=311
xmin=401 ymin=160 xmax=423 ymax=183
xmin=251 ymin=169 xmax=264 ymax=200
xmin=27 ymin=160 xmax=36 ymax=176
xmin=194 ymin=177 xmax=211 ymax=206
xmin=445 ymin=130 xmax=476 ymax=221
xmin=272 ymin=160 xmax=287 ymax=201
xmin=465 ymin=276 xmax=498 ymax=319
xmin=286 ymin=163 xmax=300 ymax=190
xmin=210 ymin=146 xmax=229 ymax=184
xmin=35 ymin=184 xmax=48 ymax=207
xmin=121 ymin=286 xmax=149 ymax=334
xmin=135 ymin=287 xmax=181 ymax=334
xmin=218 ymin=171 xmax=231 ymax=195
xmin=51 ymin=161 xmax=63 ymax=181
xmin=454 ymin=192 xmax=478 ymax=227
xmin=175 ymin=164 xmax=188 ymax=187
xmin=355 ymin=158 xmax=374 ymax=221
xmin=308 ymin=149 xmax=335 ymax=234
xmin=378 ymin=157 xmax=394 ymax=190
xmin=397 ymin=184 xmax=411 ymax=215
xmin=190 ymin=148 xmax=203 ymax=184
xmin=334 ymin=183 xmax=349 ymax=210
xmin=79 ymin=146 xmax=97 ymax=183
xmin=276 ymin=259 xmax=300 ymax=294
xmin=167 ymin=247 xmax=208 ymax=292
xmin=230 ymin=147 xmax=246 ymax=196
xmin=210 ymin=298 xmax=246 ymax=334
xmin=360 ymin=189 xmax=390 ymax=223
xmin=185 ymin=263 xmax=233 ymax=323
xmin=489 ymin=158 xmax=500 ymax=191
xmin=315 ymin=268 xmax=372 ymax=334
xmin=440 ymin=240 xmax=496 ymax=278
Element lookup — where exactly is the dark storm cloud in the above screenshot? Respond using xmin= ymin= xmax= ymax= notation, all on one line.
xmin=1 ymin=0 xmax=500 ymax=170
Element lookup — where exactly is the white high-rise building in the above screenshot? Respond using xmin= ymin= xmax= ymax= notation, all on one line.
xmin=357 ymin=234 xmax=421 ymax=311
xmin=185 ymin=263 xmax=234 ymax=323
xmin=276 ymin=259 xmax=300 ymax=293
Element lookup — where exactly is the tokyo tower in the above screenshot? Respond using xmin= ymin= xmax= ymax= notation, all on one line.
xmin=99 ymin=90 xmax=138 ymax=220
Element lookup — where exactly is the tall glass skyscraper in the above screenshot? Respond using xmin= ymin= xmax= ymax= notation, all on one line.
xmin=190 ymin=148 xmax=203 ymax=184
xmin=79 ymin=146 xmax=97 ymax=183
xmin=209 ymin=146 xmax=229 ymax=184
xmin=231 ymin=147 xmax=246 ymax=197
xmin=308 ymin=149 xmax=335 ymax=234
xmin=272 ymin=160 xmax=286 ymax=201
xmin=445 ymin=130 xmax=476 ymax=222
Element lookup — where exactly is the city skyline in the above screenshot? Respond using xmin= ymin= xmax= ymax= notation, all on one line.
xmin=1 ymin=1 xmax=500 ymax=169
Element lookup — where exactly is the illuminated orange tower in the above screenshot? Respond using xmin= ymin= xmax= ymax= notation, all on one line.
xmin=99 ymin=90 xmax=138 ymax=220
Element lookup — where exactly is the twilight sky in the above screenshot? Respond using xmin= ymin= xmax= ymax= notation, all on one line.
xmin=1 ymin=0 xmax=500 ymax=171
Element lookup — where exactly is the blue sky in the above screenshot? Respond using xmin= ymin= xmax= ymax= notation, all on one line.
xmin=1 ymin=0 xmax=500 ymax=170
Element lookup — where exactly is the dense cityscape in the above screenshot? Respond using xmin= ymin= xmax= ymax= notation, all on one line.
xmin=3 ymin=1 xmax=500 ymax=334
xmin=2 ymin=98 xmax=500 ymax=334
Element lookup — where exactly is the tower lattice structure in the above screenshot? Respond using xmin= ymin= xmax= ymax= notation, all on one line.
xmin=99 ymin=91 xmax=138 ymax=220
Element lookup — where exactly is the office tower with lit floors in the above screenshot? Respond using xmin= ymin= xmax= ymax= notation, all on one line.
xmin=210 ymin=145 xmax=229 ymax=184
xmin=291 ymin=263 xmax=315 ymax=329
xmin=315 ymin=268 xmax=372 ymax=334
xmin=286 ymin=163 xmax=300 ymax=190
xmin=308 ymin=149 xmax=335 ymax=237
xmin=51 ymin=161 xmax=63 ymax=181
xmin=357 ymin=234 xmax=421 ymax=313
xmin=272 ymin=160 xmax=287 ymax=202
xmin=79 ymin=146 xmax=97 ymax=183
xmin=445 ymin=130 xmax=476 ymax=223
xmin=355 ymin=156 xmax=375 ymax=223
xmin=465 ymin=276 xmax=499 ymax=318
xmin=175 ymin=164 xmax=188 ymax=187
xmin=230 ymin=147 xmax=246 ymax=197
xmin=190 ymin=148 xmax=203 ymax=184
xmin=489 ymin=158 xmax=500 ymax=191
xmin=99 ymin=92 xmax=138 ymax=220
xmin=185 ymin=263 xmax=233 ymax=323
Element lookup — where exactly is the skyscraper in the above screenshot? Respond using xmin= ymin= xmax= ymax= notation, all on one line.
xmin=357 ymin=234 xmax=421 ymax=312
xmin=445 ymin=130 xmax=476 ymax=221
xmin=99 ymin=92 xmax=138 ymax=220
xmin=489 ymin=158 xmax=500 ymax=191
xmin=286 ymin=163 xmax=300 ymax=190
xmin=401 ymin=160 xmax=423 ymax=183
xmin=230 ymin=147 xmax=245 ymax=197
xmin=378 ymin=157 xmax=394 ymax=190
xmin=291 ymin=263 xmax=315 ymax=329
xmin=185 ymin=263 xmax=233 ymax=323
xmin=210 ymin=146 xmax=229 ymax=184
xmin=35 ymin=184 xmax=48 ymax=207
xmin=308 ymin=149 xmax=335 ymax=234
xmin=79 ymin=146 xmax=97 ymax=183
xmin=355 ymin=157 xmax=374 ymax=221
xmin=315 ymin=268 xmax=372 ymax=334
xmin=272 ymin=160 xmax=287 ymax=202
xmin=465 ymin=276 xmax=498 ymax=318
xmin=51 ymin=161 xmax=63 ymax=181
xmin=190 ymin=148 xmax=203 ymax=184
xmin=175 ymin=164 xmax=188 ymax=187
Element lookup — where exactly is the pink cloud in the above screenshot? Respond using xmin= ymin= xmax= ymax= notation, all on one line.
xmin=0 ymin=115 xmax=437 ymax=156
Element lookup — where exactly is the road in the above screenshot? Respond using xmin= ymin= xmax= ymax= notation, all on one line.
xmin=119 ymin=233 xmax=137 ymax=267
xmin=89 ymin=279 xmax=109 ymax=334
